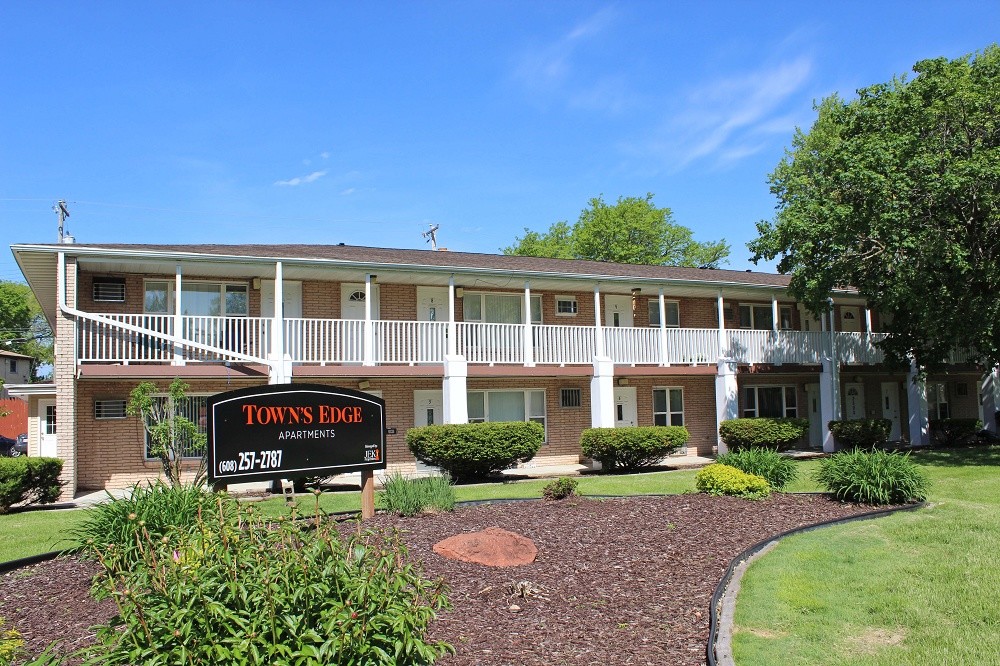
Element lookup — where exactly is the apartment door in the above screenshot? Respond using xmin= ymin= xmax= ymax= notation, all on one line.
xmin=417 ymin=287 xmax=449 ymax=322
xmin=341 ymin=284 xmax=380 ymax=362
xmin=261 ymin=280 xmax=303 ymax=357
xmin=881 ymin=382 xmax=902 ymax=441
xmin=413 ymin=390 xmax=443 ymax=473
xmin=840 ymin=306 xmax=861 ymax=332
xmin=613 ymin=387 xmax=637 ymax=427
xmin=39 ymin=399 xmax=57 ymax=457
xmin=604 ymin=295 xmax=634 ymax=328
xmin=805 ymin=383 xmax=822 ymax=447
xmin=844 ymin=383 xmax=865 ymax=420
xmin=416 ymin=287 xmax=449 ymax=362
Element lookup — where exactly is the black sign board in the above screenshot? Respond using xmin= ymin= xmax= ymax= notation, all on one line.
xmin=207 ymin=384 xmax=386 ymax=485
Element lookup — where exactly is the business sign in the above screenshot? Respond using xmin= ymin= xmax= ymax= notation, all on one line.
xmin=207 ymin=384 xmax=386 ymax=485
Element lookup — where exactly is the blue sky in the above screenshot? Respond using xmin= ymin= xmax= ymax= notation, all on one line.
xmin=2 ymin=1 xmax=998 ymax=284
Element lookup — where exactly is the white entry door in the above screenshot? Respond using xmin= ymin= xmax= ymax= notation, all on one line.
xmin=605 ymin=295 xmax=633 ymax=328
xmin=417 ymin=287 xmax=449 ymax=322
xmin=881 ymin=382 xmax=902 ymax=440
xmin=844 ymin=383 xmax=865 ymax=420
xmin=261 ymin=280 xmax=303 ymax=357
xmin=613 ymin=387 xmax=637 ymax=427
xmin=39 ymin=399 xmax=57 ymax=457
xmin=840 ymin=306 xmax=862 ymax=332
xmin=341 ymin=284 xmax=380 ymax=363
xmin=413 ymin=390 xmax=443 ymax=473
xmin=805 ymin=383 xmax=821 ymax=447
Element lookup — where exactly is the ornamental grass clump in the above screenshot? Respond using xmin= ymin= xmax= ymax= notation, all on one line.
xmin=815 ymin=449 xmax=929 ymax=505
xmin=695 ymin=463 xmax=771 ymax=500
xmin=80 ymin=495 xmax=452 ymax=665
xmin=379 ymin=473 xmax=456 ymax=517
xmin=716 ymin=447 xmax=798 ymax=490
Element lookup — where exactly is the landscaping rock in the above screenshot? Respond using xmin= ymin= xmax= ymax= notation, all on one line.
xmin=432 ymin=526 xmax=538 ymax=566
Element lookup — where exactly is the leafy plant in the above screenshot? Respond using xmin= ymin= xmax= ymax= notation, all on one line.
xmin=719 ymin=418 xmax=809 ymax=451
xmin=828 ymin=419 xmax=892 ymax=448
xmin=930 ymin=418 xmax=984 ymax=448
xmin=716 ymin=447 xmax=798 ymax=490
xmin=80 ymin=495 xmax=452 ymax=665
xmin=580 ymin=426 xmax=689 ymax=472
xmin=406 ymin=422 xmax=543 ymax=482
xmin=127 ymin=378 xmax=207 ymax=488
xmin=542 ymin=477 xmax=579 ymax=500
xmin=0 ymin=457 xmax=63 ymax=513
xmin=695 ymin=463 xmax=771 ymax=500
xmin=815 ymin=449 xmax=929 ymax=504
xmin=0 ymin=616 xmax=24 ymax=666
xmin=378 ymin=473 xmax=456 ymax=517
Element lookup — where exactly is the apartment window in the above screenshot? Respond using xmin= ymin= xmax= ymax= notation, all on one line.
xmin=652 ymin=387 xmax=684 ymax=426
xmin=95 ymin=399 xmax=127 ymax=419
xmin=93 ymin=277 xmax=126 ymax=303
xmin=647 ymin=300 xmax=680 ymax=327
xmin=738 ymin=304 xmax=794 ymax=330
xmin=44 ymin=405 xmax=56 ymax=435
xmin=8 ymin=360 xmax=16 ymax=373
xmin=560 ymin=388 xmax=582 ymax=408
xmin=555 ymin=296 xmax=578 ymax=316
xmin=743 ymin=386 xmax=798 ymax=418
xmin=927 ymin=383 xmax=950 ymax=420
xmin=463 ymin=293 xmax=542 ymax=324
xmin=144 ymin=395 xmax=208 ymax=459
xmin=144 ymin=281 xmax=249 ymax=317
xmin=467 ymin=389 xmax=546 ymax=438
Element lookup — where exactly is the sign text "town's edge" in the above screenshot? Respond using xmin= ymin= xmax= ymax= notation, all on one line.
xmin=240 ymin=404 xmax=365 ymax=426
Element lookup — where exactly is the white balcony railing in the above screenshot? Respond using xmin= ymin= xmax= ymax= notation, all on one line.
xmin=456 ymin=322 xmax=524 ymax=364
xmin=533 ymin=324 xmax=597 ymax=365
xmin=374 ymin=320 xmax=449 ymax=364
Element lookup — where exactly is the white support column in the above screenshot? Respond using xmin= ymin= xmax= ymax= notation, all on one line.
xmin=716 ymin=291 xmax=727 ymax=358
xmin=658 ymin=288 xmax=669 ymax=367
xmin=590 ymin=355 xmax=615 ymax=429
xmin=907 ymin=361 xmax=930 ymax=446
xmin=442 ymin=355 xmax=468 ymax=424
xmin=820 ymin=358 xmax=837 ymax=452
xmin=980 ymin=368 xmax=1000 ymax=434
xmin=771 ymin=293 xmax=783 ymax=366
xmin=172 ymin=264 xmax=184 ymax=365
xmin=447 ymin=275 xmax=457 ymax=356
xmin=771 ymin=295 xmax=779 ymax=332
xmin=269 ymin=261 xmax=290 ymax=384
xmin=363 ymin=273 xmax=375 ymax=367
xmin=715 ymin=358 xmax=738 ymax=454
xmin=864 ymin=307 xmax=873 ymax=333
xmin=827 ymin=300 xmax=840 ymax=421
xmin=594 ymin=284 xmax=605 ymax=356
xmin=523 ymin=281 xmax=535 ymax=367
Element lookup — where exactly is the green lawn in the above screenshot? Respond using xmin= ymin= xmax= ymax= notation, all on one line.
xmin=0 ymin=508 xmax=90 ymax=561
xmin=732 ymin=447 xmax=1000 ymax=665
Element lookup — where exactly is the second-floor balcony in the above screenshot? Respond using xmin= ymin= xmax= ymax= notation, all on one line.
xmin=73 ymin=312 xmax=930 ymax=368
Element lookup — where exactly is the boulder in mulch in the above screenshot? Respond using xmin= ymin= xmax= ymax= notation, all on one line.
xmin=432 ymin=526 xmax=538 ymax=566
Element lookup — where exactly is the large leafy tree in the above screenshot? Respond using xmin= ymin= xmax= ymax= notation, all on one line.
xmin=749 ymin=46 xmax=1000 ymax=370
xmin=0 ymin=280 xmax=52 ymax=380
xmin=504 ymin=194 xmax=730 ymax=268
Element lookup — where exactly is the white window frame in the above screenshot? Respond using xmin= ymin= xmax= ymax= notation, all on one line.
xmin=647 ymin=300 xmax=680 ymax=328
xmin=927 ymin=383 xmax=950 ymax=420
xmin=467 ymin=389 xmax=547 ymax=440
xmin=738 ymin=304 xmax=794 ymax=330
xmin=555 ymin=296 xmax=578 ymax=317
xmin=652 ymin=387 xmax=684 ymax=426
xmin=143 ymin=279 xmax=249 ymax=317
xmin=742 ymin=385 xmax=798 ymax=418
xmin=142 ymin=393 xmax=209 ymax=460
xmin=462 ymin=292 xmax=542 ymax=324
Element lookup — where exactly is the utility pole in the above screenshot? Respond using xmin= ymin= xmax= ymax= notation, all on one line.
xmin=54 ymin=200 xmax=70 ymax=242
xmin=421 ymin=223 xmax=440 ymax=251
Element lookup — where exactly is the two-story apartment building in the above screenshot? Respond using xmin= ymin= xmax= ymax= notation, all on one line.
xmin=0 ymin=349 xmax=32 ymax=397
xmin=11 ymin=242 xmax=995 ymax=498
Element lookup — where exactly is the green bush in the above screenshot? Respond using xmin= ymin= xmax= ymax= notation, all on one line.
xmin=829 ymin=419 xmax=892 ymax=448
xmin=0 ymin=457 xmax=63 ymax=513
xmin=580 ymin=426 xmax=688 ymax=472
xmin=81 ymin=496 xmax=452 ymax=665
xmin=378 ymin=473 xmax=456 ymax=516
xmin=0 ymin=616 xmax=24 ymax=666
xmin=69 ymin=482 xmax=222 ymax=569
xmin=716 ymin=447 xmax=798 ymax=490
xmin=542 ymin=477 xmax=579 ymax=500
xmin=406 ymin=422 xmax=543 ymax=482
xmin=930 ymin=418 xmax=984 ymax=447
xmin=814 ymin=449 xmax=929 ymax=504
xmin=695 ymin=463 xmax=771 ymax=500
xmin=718 ymin=418 xmax=809 ymax=451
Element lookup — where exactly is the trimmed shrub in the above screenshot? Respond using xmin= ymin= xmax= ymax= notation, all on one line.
xmin=716 ymin=447 xmax=798 ymax=490
xmin=0 ymin=457 xmax=63 ymax=513
xmin=718 ymin=418 xmax=809 ymax=451
xmin=829 ymin=419 xmax=892 ymax=448
xmin=379 ymin=473 xmax=456 ymax=516
xmin=814 ymin=449 xmax=929 ymax=504
xmin=695 ymin=463 xmax=771 ymax=500
xmin=542 ymin=477 xmax=579 ymax=500
xmin=406 ymin=422 xmax=543 ymax=482
xmin=580 ymin=426 xmax=688 ymax=472
xmin=930 ymin=418 xmax=984 ymax=447
xmin=82 ymin=497 xmax=453 ymax=665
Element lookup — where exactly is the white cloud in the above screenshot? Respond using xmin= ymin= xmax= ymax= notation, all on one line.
xmin=320 ymin=151 xmax=331 ymax=160
xmin=274 ymin=170 xmax=328 ymax=187
xmin=512 ymin=7 xmax=616 ymax=91
xmin=339 ymin=187 xmax=356 ymax=196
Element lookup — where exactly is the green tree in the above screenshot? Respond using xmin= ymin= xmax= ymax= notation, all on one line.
xmin=0 ymin=280 xmax=53 ymax=380
xmin=127 ymin=378 xmax=207 ymax=487
xmin=749 ymin=45 xmax=1000 ymax=370
xmin=504 ymin=194 xmax=730 ymax=268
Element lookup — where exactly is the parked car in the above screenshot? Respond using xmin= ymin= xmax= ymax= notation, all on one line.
xmin=0 ymin=434 xmax=27 ymax=457
xmin=15 ymin=433 xmax=28 ymax=456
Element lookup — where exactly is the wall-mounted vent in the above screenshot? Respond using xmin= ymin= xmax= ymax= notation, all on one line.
xmin=95 ymin=399 xmax=127 ymax=419
xmin=93 ymin=278 xmax=126 ymax=303
xmin=560 ymin=388 xmax=582 ymax=408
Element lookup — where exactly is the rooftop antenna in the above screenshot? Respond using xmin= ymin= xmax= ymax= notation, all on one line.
xmin=54 ymin=199 xmax=71 ymax=243
xmin=421 ymin=223 xmax=440 ymax=251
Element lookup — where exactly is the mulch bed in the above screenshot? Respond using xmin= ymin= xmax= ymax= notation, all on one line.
xmin=1 ymin=494 xmax=888 ymax=665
